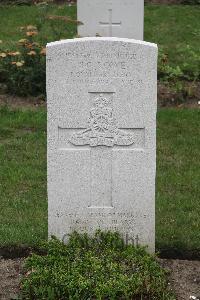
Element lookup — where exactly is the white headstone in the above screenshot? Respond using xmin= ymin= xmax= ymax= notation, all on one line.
xmin=47 ymin=37 xmax=157 ymax=252
xmin=77 ymin=0 xmax=144 ymax=40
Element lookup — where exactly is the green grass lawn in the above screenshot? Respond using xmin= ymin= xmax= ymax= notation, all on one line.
xmin=0 ymin=106 xmax=47 ymax=246
xmin=0 ymin=4 xmax=200 ymax=67
xmin=0 ymin=4 xmax=77 ymax=48
xmin=145 ymin=5 xmax=200 ymax=66
xmin=0 ymin=106 xmax=199 ymax=254
xmin=156 ymin=109 xmax=200 ymax=253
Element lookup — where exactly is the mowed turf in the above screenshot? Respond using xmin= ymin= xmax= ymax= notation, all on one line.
xmin=0 ymin=106 xmax=47 ymax=246
xmin=0 ymin=106 xmax=199 ymax=253
xmin=0 ymin=4 xmax=77 ymax=48
xmin=0 ymin=4 xmax=200 ymax=67
xmin=156 ymin=109 xmax=200 ymax=253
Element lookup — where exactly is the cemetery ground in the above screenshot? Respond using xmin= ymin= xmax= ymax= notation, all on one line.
xmin=0 ymin=2 xmax=200 ymax=300
xmin=0 ymin=104 xmax=199 ymax=299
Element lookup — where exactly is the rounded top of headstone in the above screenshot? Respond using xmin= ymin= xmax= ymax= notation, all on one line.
xmin=47 ymin=37 xmax=157 ymax=49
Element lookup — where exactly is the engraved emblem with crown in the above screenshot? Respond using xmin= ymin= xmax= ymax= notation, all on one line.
xmin=69 ymin=94 xmax=135 ymax=147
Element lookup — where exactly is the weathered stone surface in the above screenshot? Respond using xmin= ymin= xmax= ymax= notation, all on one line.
xmin=47 ymin=37 xmax=157 ymax=252
xmin=77 ymin=0 xmax=144 ymax=40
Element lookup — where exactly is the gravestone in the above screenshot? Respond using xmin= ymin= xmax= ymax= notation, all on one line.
xmin=77 ymin=0 xmax=144 ymax=40
xmin=47 ymin=37 xmax=157 ymax=252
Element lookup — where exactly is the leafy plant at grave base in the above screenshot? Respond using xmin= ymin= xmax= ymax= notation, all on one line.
xmin=20 ymin=231 xmax=175 ymax=300
xmin=0 ymin=25 xmax=46 ymax=96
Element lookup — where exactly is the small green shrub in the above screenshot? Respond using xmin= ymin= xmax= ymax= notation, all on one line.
xmin=0 ymin=25 xmax=46 ymax=96
xmin=158 ymin=46 xmax=200 ymax=82
xmin=21 ymin=231 xmax=175 ymax=300
xmin=158 ymin=46 xmax=200 ymax=97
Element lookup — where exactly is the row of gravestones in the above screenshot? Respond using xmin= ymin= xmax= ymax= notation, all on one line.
xmin=47 ymin=0 xmax=157 ymax=253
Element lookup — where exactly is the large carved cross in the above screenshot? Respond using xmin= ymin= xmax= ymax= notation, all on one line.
xmin=58 ymin=93 xmax=144 ymax=208
xmin=99 ymin=9 xmax=122 ymax=36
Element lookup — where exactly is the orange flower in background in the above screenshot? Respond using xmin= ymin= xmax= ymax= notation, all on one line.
xmin=26 ymin=43 xmax=34 ymax=49
xmin=40 ymin=48 xmax=46 ymax=55
xmin=27 ymin=25 xmax=37 ymax=31
xmin=32 ymin=42 xmax=40 ymax=47
xmin=11 ymin=61 xmax=24 ymax=67
xmin=0 ymin=52 xmax=6 ymax=58
xmin=8 ymin=51 xmax=21 ymax=56
xmin=16 ymin=61 xmax=24 ymax=67
xmin=27 ymin=50 xmax=36 ymax=56
xmin=26 ymin=31 xmax=38 ymax=37
xmin=18 ymin=39 xmax=28 ymax=44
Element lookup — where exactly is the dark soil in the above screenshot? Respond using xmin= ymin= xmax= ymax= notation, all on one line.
xmin=0 ymin=258 xmax=199 ymax=300
xmin=0 ymin=258 xmax=24 ymax=300
xmin=58 ymin=0 xmax=184 ymax=3
xmin=160 ymin=259 xmax=200 ymax=300
xmin=157 ymin=81 xmax=200 ymax=108
xmin=0 ymin=81 xmax=200 ymax=110
xmin=146 ymin=0 xmax=182 ymax=4
xmin=0 ymin=93 xmax=46 ymax=109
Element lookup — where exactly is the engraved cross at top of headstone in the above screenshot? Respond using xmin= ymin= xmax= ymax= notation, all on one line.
xmin=99 ymin=9 xmax=122 ymax=36
xmin=58 ymin=92 xmax=145 ymax=209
